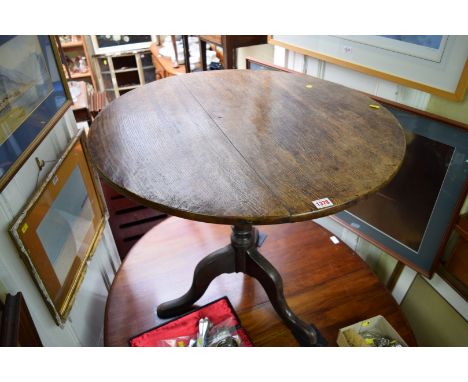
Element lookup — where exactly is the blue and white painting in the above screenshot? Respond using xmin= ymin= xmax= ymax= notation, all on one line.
xmin=380 ymin=35 xmax=443 ymax=50
xmin=0 ymin=36 xmax=53 ymax=145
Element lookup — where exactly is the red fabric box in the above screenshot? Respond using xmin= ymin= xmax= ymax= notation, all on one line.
xmin=129 ymin=297 xmax=253 ymax=347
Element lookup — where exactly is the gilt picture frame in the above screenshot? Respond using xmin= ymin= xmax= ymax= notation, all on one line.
xmin=0 ymin=35 xmax=72 ymax=191
xmin=9 ymin=130 xmax=106 ymax=325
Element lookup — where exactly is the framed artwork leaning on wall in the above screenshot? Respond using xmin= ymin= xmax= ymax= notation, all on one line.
xmin=0 ymin=35 xmax=72 ymax=191
xmin=8 ymin=130 xmax=107 ymax=326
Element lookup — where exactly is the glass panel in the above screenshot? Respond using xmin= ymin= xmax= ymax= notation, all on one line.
xmin=347 ymin=131 xmax=454 ymax=251
xmin=37 ymin=166 xmax=94 ymax=284
xmin=102 ymin=72 xmax=113 ymax=90
xmin=0 ymin=36 xmax=68 ymax=178
xmin=380 ymin=35 xmax=443 ymax=49
xmin=0 ymin=36 xmax=53 ymax=143
xmin=143 ymin=68 xmax=156 ymax=84
xmin=97 ymin=56 xmax=110 ymax=72
xmin=140 ymin=52 xmax=153 ymax=67
xmin=105 ymin=90 xmax=116 ymax=102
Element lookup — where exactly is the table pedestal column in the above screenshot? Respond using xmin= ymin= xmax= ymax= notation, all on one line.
xmin=157 ymin=224 xmax=326 ymax=346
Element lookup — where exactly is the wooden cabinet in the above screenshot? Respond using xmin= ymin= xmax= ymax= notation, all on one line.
xmin=99 ymin=180 xmax=167 ymax=260
xmin=95 ymin=49 xmax=156 ymax=101
xmin=54 ymin=35 xmax=98 ymax=122
xmin=55 ymin=35 xmax=97 ymax=90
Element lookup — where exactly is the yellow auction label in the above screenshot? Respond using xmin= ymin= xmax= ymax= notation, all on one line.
xmin=21 ymin=223 xmax=28 ymax=234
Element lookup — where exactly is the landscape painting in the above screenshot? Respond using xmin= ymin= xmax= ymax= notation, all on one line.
xmin=0 ymin=36 xmax=53 ymax=146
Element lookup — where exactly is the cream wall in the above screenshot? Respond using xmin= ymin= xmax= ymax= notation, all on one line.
xmin=401 ymin=275 xmax=468 ymax=346
xmin=427 ymin=89 xmax=468 ymax=124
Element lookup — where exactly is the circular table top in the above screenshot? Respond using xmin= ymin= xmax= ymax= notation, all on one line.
xmin=88 ymin=70 xmax=405 ymax=225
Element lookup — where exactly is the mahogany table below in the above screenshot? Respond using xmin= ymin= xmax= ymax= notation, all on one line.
xmin=104 ymin=218 xmax=416 ymax=346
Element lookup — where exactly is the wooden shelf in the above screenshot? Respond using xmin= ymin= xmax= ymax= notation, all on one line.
xmin=118 ymin=85 xmax=139 ymax=91
xmin=114 ymin=67 xmax=138 ymax=73
xmin=55 ymin=36 xmax=97 ymax=92
xmin=95 ymin=48 xmax=155 ymax=100
xmin=69 ymin=71 xmax=92 ymax=79
xmin=61 ymin=40 xmax=84 ymax=49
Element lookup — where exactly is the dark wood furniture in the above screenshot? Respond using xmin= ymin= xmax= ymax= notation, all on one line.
xmin=100 ymin=181 xmax=167 ymax=260
xmin=438 ymin=204 xmax=468 ymax=299
xmin=0 ymin=293 xmax=42 ymax=347
xmin=198 ymin=35 xmax=267 ymax=70
xmin=104 ymin=217 xmax=416 ymax=346
xmin=88 ymin=70 xmax=405 ymax=345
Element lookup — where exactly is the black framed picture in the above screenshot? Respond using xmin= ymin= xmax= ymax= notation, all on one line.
xmin=0 ymin=35 xmax=72 ymax=191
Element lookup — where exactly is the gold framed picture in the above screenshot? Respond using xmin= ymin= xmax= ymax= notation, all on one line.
xmin=9 ymin=130 xmax=106 ymax=325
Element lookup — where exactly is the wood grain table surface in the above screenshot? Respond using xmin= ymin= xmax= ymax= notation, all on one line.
xmin=87 ymin=70 xmax=406 ymax=225
xmin=104 ymin=217 xmax=417 ymax=346
xmin=87 ymin=70 xmax=411 ymax=346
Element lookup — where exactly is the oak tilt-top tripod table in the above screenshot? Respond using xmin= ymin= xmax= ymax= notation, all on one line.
xmin=87 ymin=70 xmax=405 ymax=346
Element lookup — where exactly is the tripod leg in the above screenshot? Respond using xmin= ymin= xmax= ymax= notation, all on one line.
xmin=245 ymin=248 xmax=326 ymax=346
xmin=157 ymin=244 xmax=235 ymax=318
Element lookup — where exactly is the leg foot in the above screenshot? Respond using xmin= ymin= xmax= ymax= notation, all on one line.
xmin=157 ymin=245 xmax=235 ymax=318
xmin=156 ymin=224 xmax=326 ymax=346
xmin=245 ymin=248 xmax=326 ymax=346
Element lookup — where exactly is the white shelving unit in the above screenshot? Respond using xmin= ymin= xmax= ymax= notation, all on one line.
xmin=95 ymin=49 xmax=156 ymax=101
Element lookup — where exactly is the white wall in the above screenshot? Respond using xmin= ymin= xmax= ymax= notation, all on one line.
xmin=0 ymin=110 xmax=120 ymax=346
